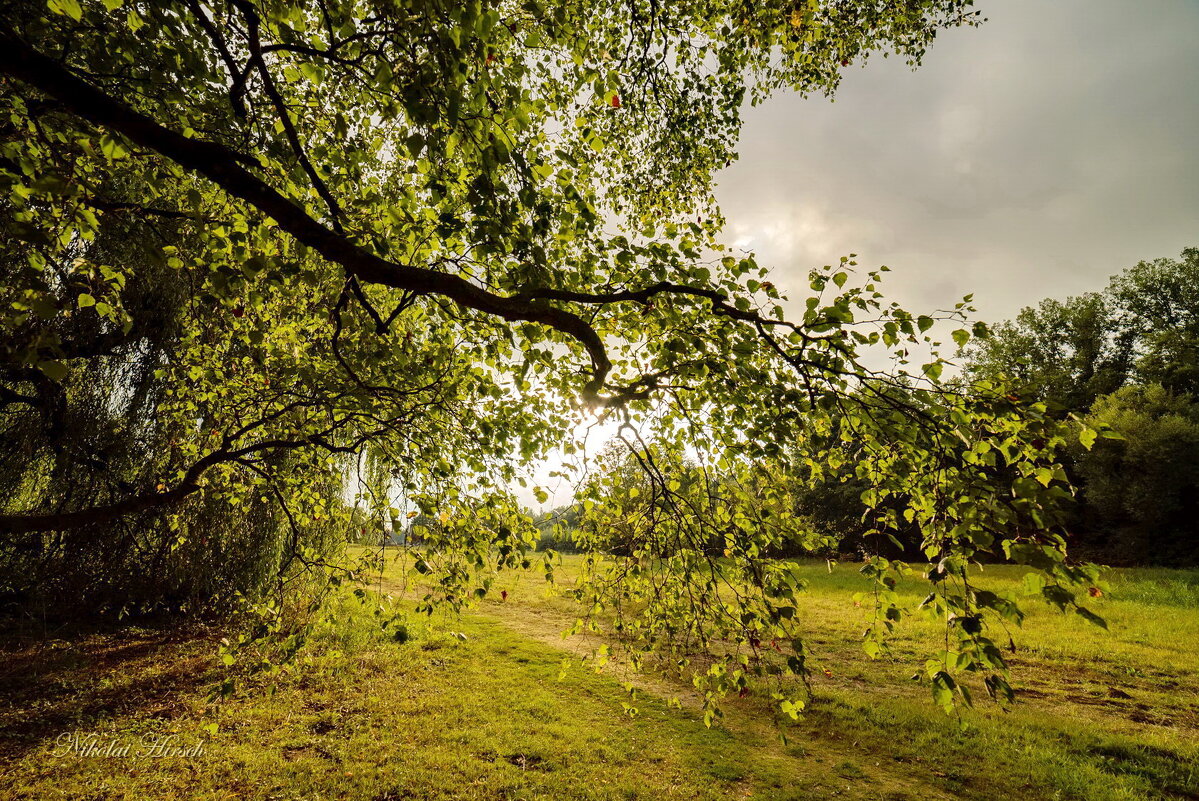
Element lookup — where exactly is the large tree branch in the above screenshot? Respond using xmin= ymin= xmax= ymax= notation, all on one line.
xmin=517 ymin=281 xmax=843 ymax=345
xmin=0 ymin=432 xmax=342 ymax=534
xmin=0 ymin=29 xmax=612 ymax=400
xmin=0 ymin=447 xmax=224 ymax=534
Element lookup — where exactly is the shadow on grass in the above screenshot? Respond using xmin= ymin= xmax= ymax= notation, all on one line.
xmin=0 ymin=617 xmax=218 ymax=764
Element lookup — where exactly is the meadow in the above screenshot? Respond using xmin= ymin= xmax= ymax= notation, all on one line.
xmin=1 ymin=554 xmax=1196 ymax=800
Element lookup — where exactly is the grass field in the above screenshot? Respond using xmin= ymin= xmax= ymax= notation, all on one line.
xmin=1 ymin=553 xmax=1197 ymax=800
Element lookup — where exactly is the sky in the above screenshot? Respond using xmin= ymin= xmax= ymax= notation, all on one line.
xmin=524 ymin=0 xmax=1199 ymax=510
xmin=717 ymin=0 xmax=1199 ymax=325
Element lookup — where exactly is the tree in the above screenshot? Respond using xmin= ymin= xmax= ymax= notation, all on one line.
xmin=964 ymin=247 xmax=1199 ymax=412
xmin=1108 ymin=247 xmax=1199 ymax=396
xmin=1 ymin=0 xmax=1101 ymax=712
xmin=1073 ymin=385 xmax=1199 ymax=565
xmin=963 ymin=293 xmax=1131 ymax=414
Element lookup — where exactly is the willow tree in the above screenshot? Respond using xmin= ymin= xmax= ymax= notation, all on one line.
xmin=1 ymin=0 xmax=1100 ymax=711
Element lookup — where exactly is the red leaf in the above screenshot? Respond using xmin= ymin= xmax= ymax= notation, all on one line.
xmin=610 ymin=94 xmax=621 ymax=108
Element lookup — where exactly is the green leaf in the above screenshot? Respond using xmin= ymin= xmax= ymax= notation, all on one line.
xmin=930 ymin=671 xmax=956 ymax=712
xmin=37 ymin=360 xmax=68 ymax=382
xmin=1078 ymin=426 xmax=1098 ymax=451
xmin=99 ymin=134 xmax=130 ymax=160
xmin=47 ymin=0 xmax=82 ymax=21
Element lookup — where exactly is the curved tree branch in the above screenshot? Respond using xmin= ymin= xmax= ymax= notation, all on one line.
xmin=0 ymin=447 xmax=222 ymax=534
xmin=0 ymin=433 xmax=339 ymax=534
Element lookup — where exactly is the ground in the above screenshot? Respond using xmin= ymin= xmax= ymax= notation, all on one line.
xmin=1 ymin=555 xmax=1196 ymax=800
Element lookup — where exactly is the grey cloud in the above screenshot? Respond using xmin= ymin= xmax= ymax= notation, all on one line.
xmin=717 ymin=0 xmax=1199 ymax=323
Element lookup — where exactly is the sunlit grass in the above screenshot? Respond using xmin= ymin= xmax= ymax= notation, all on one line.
xmin=1 ymin=552 xmax=1195 ymax=799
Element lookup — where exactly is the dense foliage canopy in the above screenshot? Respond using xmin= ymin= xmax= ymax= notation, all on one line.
xmin=1 ymin=0 xmax=1104 ymax=713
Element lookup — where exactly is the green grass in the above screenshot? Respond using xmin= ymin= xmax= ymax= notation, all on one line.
xmin=1 ymin=555 xmax=1196 ymax=800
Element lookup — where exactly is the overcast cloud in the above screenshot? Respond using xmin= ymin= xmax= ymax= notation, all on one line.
xmin=717 ymin=0 xmax=1199 ymax=324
